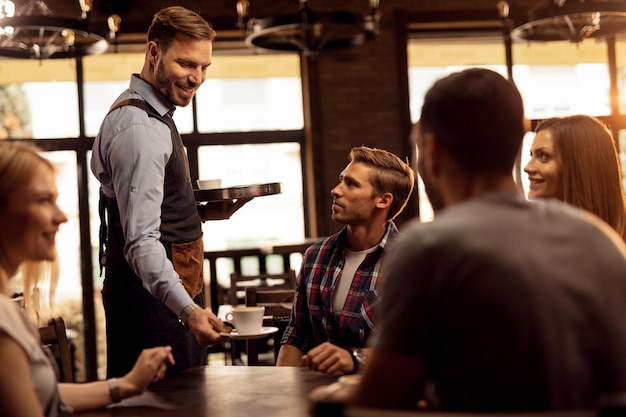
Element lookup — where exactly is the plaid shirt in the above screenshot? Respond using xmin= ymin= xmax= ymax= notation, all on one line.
xmin=280 ymin=222 xmax=399 ymax=352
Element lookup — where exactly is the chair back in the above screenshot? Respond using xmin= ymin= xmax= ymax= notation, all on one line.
xmin=229 ymin=269 xmax=296 ymax=306
xmin=38 ymin=317 xmax=74 ymax=383
xmin=245 ymin=287 xmax=294 ymax=319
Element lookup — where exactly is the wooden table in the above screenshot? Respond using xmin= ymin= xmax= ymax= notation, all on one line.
xmin=75 ymin=366 xmax=337 ymax=417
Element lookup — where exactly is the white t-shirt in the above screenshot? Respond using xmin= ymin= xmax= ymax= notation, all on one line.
xmin=333 ymin=245 xmax=378 ymax=313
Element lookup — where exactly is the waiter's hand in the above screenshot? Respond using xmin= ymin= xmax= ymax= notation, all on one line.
xmin=186 ymin=308 xmax=231 ymax=346
xmin=198 ymin=197 xmax=253 ymax=221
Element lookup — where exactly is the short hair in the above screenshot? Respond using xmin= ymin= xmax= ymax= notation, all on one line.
xmin=147 ymin=6 xmax=216 ymax=52
xmin=419 ymin=68 xmax=525 ymax=175
xmin=349 ymin=146 xmax=415 ymax=221
xmin=536 ymin=115 xmax=626 ymax=236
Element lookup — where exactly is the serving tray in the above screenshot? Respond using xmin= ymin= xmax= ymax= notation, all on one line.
xmin=194 ymin=182 xmax=281 ymax=202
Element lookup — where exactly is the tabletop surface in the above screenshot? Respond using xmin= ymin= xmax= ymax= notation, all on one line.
xmin=75 ymin=365 xmax=337 ymax=417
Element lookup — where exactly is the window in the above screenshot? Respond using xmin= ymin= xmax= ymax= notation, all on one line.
xmin=198 ymin=142 xmax=304 ymax=250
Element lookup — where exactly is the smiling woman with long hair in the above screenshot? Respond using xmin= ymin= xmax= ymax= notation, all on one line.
xmin=0 ymin=142 xmax=175 ymax=417
xmin=524 ymin=114 xmax=626 ymax=239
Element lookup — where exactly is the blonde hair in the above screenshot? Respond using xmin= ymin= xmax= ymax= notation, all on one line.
xmin=0 ymin=141 xmax=60 ymax=323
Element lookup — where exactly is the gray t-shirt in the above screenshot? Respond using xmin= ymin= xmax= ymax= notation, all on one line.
xmin=375 ymin=191 xmax=626 ymax=411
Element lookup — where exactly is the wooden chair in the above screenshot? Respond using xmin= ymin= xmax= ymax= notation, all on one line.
xmin=244 ymin=287 xmax=295 ymax=366
xmin=228 ymin=270 xmax=296 ymax=306
xmin=38 ymin=317 xmax=74 ymax=383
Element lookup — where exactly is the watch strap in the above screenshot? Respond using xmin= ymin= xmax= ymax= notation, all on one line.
xmin=180 ymin=303 xmax=201 ymax=326
xmin=107 ymin=378 xmax=122 ymax=403
xmin=341 ymin=346 xmax=359 ymax=374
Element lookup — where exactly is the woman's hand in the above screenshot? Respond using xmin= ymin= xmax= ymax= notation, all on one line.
xmin=119 ymin=346 xmax=176 ymax=398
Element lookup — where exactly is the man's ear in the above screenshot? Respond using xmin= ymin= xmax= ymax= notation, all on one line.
xmin=146 ymin=41 xmax=160 ymax=65
xmin=376 ymin=192 xmax=393 ymax=210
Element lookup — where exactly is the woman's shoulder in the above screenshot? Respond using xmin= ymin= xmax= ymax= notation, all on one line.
xmin=0 ymin=295 xmax=41 ymax=354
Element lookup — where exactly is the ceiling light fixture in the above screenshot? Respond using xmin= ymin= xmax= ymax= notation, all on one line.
xmin=236 ymin=0 xmax=380 ymax=58
xmin=0 ymin=0 xmax=113 ymax=59
xmin=511 ymin=0 xmax=626 ymax=43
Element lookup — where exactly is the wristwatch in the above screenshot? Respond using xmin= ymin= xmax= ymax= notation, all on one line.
xmin=350 ymin=348 xmax=368 ymax=373
xmin=107 ymin=378 xmax=122 ymax=403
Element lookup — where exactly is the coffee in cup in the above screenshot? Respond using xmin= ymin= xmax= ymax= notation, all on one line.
xmin=197 ymin=178 xmax=222 ymax=189
xmin=225 ymin=306 xmax=265 ymax=335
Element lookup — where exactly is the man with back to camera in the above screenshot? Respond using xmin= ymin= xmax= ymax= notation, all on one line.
xmin=276 ymin=145 xmax=415 ymax=376
xmin=91 ymin=6 xmax=250 ymax=378
xmin=350 ymin=68 xmax=626 ymax=411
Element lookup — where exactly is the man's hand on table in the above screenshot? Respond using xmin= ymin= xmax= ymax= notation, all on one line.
xmin=302 ymin=342 xmax=355 ymax=376
xmin=186 ymin=308 xmax=231 ymax=346
xmin=198 ymin=197 xmax=253 ymax=221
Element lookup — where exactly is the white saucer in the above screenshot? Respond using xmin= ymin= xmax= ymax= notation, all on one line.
xmin=220 ymin=326 xmax=279 ymax=340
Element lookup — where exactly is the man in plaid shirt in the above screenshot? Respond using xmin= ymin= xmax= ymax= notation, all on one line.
xmin=276 ymin=146 xmax=415 ymax=375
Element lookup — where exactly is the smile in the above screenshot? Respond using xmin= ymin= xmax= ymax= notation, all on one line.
xmin=177 ymin=85 xmax=195 ymax=97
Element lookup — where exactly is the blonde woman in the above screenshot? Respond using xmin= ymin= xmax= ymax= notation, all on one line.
xmin=0 ymin=142 xmax=174 ymax=417
xmin=525 ymin=114 xmax=626 ymax=238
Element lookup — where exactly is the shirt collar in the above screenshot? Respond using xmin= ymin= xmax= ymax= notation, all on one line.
xmin=129 ymin=74 xmax=176 ymax=118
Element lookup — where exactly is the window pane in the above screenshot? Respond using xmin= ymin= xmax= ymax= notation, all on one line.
xmin=84 ymin=81 xmax=127 ymax=137
xmin=196 ymin=78 xmax=303 ymax=132
xmin=0 ymin=84 xmax=32 ymax=138
xmin=409 ymin=40 xmax=610 ymax=121
xmin=40 ymin=151 xmax=82 ymax=302
xmin=408 ymin=65 xmax=508 ymax=123
xmin=198 ymin=143 xmax=304 ymax=250
xmin=514 ymin=64 xmax=610 ymax=119
xmin=21 ymin=82 xmax=79 ymax=138
xmin=82 ymin=52 xmax=303 ymax=134
xmin=196 ymin=54 xmax=302 ymax=133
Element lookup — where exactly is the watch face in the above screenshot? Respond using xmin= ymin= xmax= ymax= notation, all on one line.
xmin=354 ymin=348 xmax=367 ymax=364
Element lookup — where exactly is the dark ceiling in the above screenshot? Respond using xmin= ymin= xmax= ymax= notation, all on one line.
xmin=9 ymin=0 xmax=626 ymax=56
xmin=20 ymin=0 xmax=550 ymax=52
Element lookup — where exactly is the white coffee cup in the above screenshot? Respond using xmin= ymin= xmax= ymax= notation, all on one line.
xmin=225 ymin=306 xmax=265 ymax=335
xmin=197 ymin=178 xmax=222 ymax=189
